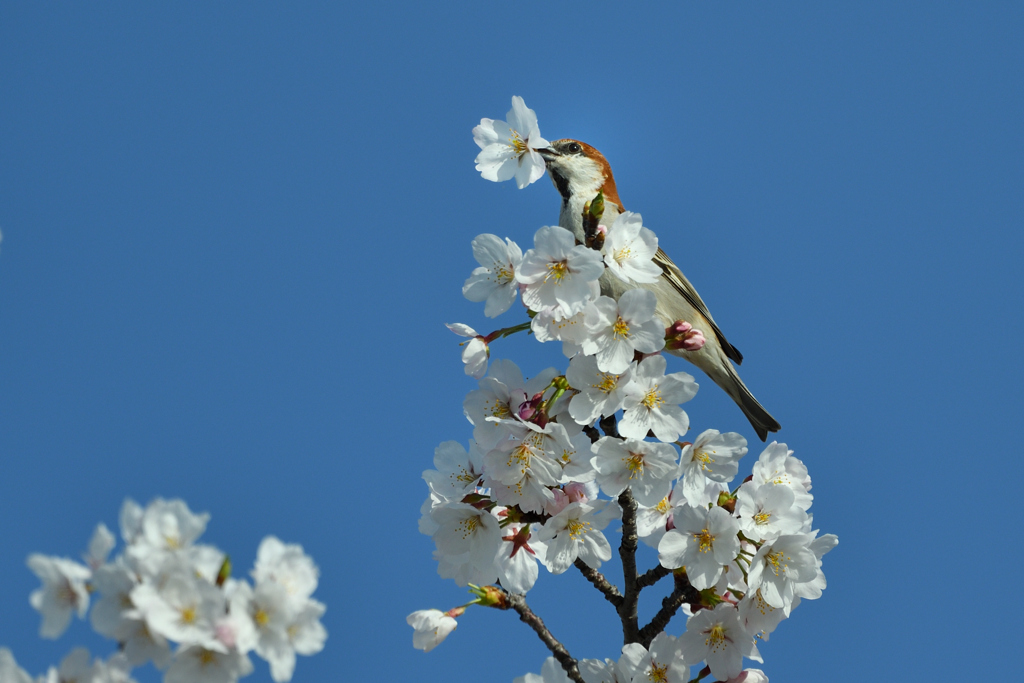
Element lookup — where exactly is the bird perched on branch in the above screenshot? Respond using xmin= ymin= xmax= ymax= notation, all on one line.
xmin=535 ymin=139 xmax=780 ymax=441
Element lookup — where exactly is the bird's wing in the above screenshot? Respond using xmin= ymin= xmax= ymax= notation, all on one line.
xmin=653 ymin=247 xmax=744 ymax=365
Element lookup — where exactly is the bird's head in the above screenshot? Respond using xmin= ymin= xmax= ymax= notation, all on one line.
xmin=536 ymin=139 xmax=622 ymax=209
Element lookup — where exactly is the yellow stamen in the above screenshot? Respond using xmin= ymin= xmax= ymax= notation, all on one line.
xmin=753 ymin=511 xmax=771 ymax=526
xmin=625 ymin=452 xmax=645 ymax=479
xmin=545 ymin=260 xmax=569 ymax=282
xmin=765 ymin=549 xmax=790 ymax=577
xmin=641 ymin=386 xmax=664 ymax=409
xmin=179 ymin=605 xmax=197 ymax=625
xmin=566 ymin=518 xmax=592 ymax=539
xmin=593 ymin=372 xmax=619 ymax=394
xmin=705 ymin=624 xmax=728 ymax=652
xmin=693 ymin=528 xmax=714 ymax=554
xmin=612 ymin=316 xmax=630 ymax=339
xmin=254 ymin=608 xmax=270 ymax=627
xmin=648 ymin=661 xmax=669 ymax=683
xmin=509 ymin=132 xmax=528 ymax=155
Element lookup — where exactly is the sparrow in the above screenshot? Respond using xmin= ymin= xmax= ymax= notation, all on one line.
xmin=536 ymin=139 xmax=781 ymax=441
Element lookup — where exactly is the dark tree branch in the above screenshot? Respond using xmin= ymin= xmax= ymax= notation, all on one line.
xmin=637 ymin=572 xmax=703 ymax=648
xmin=616 ymin=489 xmax=641 ymax=644
xmin=636 ymin=564 xmax=670 ymax=590
xmin=574 ymin=558 xmax=623 ymax=607
xmin=504 ymin=592 xmax=584 ymax=683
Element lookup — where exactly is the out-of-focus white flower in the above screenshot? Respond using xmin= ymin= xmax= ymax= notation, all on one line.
xmin=514 ymin=656 xmax=572 ymax=683
xmin=164 ymin=645 xmax=253 ymax=683
xmin=677 ymin=430 xmax=747 ymax=507
xmin=678 ymin=603 xmax=762 ymax=682
xmin=26 ymin=554 xmax=91 ymax=638
xmin=127 ymin=498 xmax=210 ymax=576
xmin=583 ymin=290 xmax=666 ymax=374
xmin=0 ymin=648 xmax=32 ymax=683
xmin=724 ymin=668 xmax=769 ymax=683
xmin=129 ymin=567 xmax=226 ymax=651
xmin=658 ymin=505 xmax=740 ymax=590
xmin=84 ymin=523 xmax=116 ymax=570
xmin=591 ymin=437 xmax=678 ymax=507
xmin=446 ymin=323 xmax=489 ymax=379
xmin=473 ymin=96 xmax=550 ymax=189
xmin=517 ymin=226 xmax=603 ymax=317
xmin=601 ymin=212 xmax=661 ymax=284
xmin=620 ymin=354 xmax=698 ymax=443
xmin=463 ymin=234 xmax=523 ymax=317
xmin=406 ymin=609 xmax=459 ymax=652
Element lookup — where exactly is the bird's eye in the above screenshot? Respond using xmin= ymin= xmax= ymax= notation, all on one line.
xmin=567 ymin=142 xmax=582 ymax=154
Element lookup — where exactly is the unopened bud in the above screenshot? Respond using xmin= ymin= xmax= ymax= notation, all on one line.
xmin=589 ymin=190 xmax=605 ymax=222
xmin=445 ymin=606 xmax=466 ymax=619
xmin=216 ymin=556 xmax=232 ymax=587
xmin=665 ymin=320 xmax=706 ymax=351
xmin=517 ymin=391 xmax=545 ymax=421
xmin=468 ymin=584 xmax=507 ymax=609
xmin=716 ymin=491 xmax=737 ymax=514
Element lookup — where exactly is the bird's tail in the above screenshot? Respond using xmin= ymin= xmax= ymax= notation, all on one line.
xmin=716 ymin=363 xmax=781 ymax=442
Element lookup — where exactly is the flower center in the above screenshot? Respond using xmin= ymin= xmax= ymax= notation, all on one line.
xmin=612 ymin=316 xmax=630 ymax=339
xmin=254 ymin=608 xmax=270 ymax=627
xmin=594 ymin=372 xmax=619 ymax=394
xmin=693 ymin=528 xmax=714 ymax=554
xmin=614 ymin=246 xmax=633 ymax=263
xmin=566 ymin=518 xmax=592 ymax=539
xmin=179 ymin=604 xmax=197 ymax=625
xmin=509 ymin=132 xmax=528 ymax=155
xmin=488 ymin=399 xmax=511 ymax=419
xmin=625 ymin=452 xmax=645 ymax=479
xmin=694 ymin=448 xmax=716 ymax=472
xmin=495 ymin=264 xmax=514 ymax=284
xmin=641 ymin=386 xmax=664 ymax=409
xmin=648 ymin=661 xmax=669 ymax=683
xmin=545 ymin=260 xmax=569 ymax=282
xmin=705 ymin=623 xmax=729 ymax=652
xmin=655 ymin=497 xmax=671 ymax=514
xmin=459 ymin=517 xmax=481 ymax=539
xmin=753 ymin=511 xmax=771 ymax=526
xmin=765 ymin=549 xmax=790 ymax=576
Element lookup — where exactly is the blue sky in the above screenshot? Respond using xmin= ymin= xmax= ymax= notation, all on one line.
xmin=1 ymin=2 xmax=1021 ymax=681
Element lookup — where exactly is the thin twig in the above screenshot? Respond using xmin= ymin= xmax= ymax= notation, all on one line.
xmin=616 ymin=489 xmax=641 ymax=643
xmin=504 ymin=592 xmax=584 ymax=683
xmin=637 ymin=572 xmax=702 ymax=647
xmin=636 ymin=565 xmax=670 ymax=589
xmin=574 ymin=558 xmax=623 ymax=607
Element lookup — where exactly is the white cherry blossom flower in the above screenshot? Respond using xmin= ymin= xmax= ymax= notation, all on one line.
xmin=515 ymin=656 xmax=572 ymax=683
xmin=26 ymin=554 xmax=92 ymax=638
xmin=735 ymin=482 xmax=808 ymax=543
xmin=431 ymin=502 xmax=502 ymax=568
xmin=677 ymin=429 xmax=747 ymax=507
xmin=517 ymin=226 xmax=603 ymax=317
xmin=618 ymin=632 xmax=689 ymax=683
xmin=0 ymin=648 xmax=32 ymax=683
xmin=591 ymin=437 xmax=679 ymax=507
xmin=535 ymin=500 xmax=618 ymax=574
xmin=531 ymin=306 xmax=589 ymax=358
xmin=583 ymin=290 xmax=665 ymax=374
xmin=678 ymin=603 xmax=762 ymax=681
xmin=602 ymin=212 xmax=661 ymax=284
xmin=738 ymin=588 xmax=788 ymax=640
xmin=792 ymin=532 xmax=838 ymax=604
xmin=494 ymin=523 xmax=547 ymax=594
xmin=751 ymin=442 xmax=813 ymax=511
xmin=422 ymin=440 xmax=484 ymax=499
xmin=129 ymin=568 xmax=226 ymax=651
xmin=446 ymin=323 xmax=489 ymax=379
xmin=84 ymin=523 xmax=116 ymax=570
xmin=658 ymin=505 xmax=740 ymax=590
xmin=620 ymin=354 xmax=698 ymax=442
xmin=473 ymin=96 xmax=550 ymax=189
xmin=164 ymin=645 xmax=253 ymax=683
xmin=566 ymin=354 xmax=635 ymax=425
xmin=252 ymin=537 xmax=320 ymax=608
xmin=463 ymin=234 xmax=523 ymax=317
xmin=407 ymin=609 xmax=458 ymax=652
xmin=746 ymin=533 xmax=818 ymax=610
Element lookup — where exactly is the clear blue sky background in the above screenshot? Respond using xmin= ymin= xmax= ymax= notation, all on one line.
xmin=2 ymin=3 xmax=1021 ymax=682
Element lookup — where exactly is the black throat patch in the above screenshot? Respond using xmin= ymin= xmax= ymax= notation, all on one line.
xmin=549 ymin=168 xmax=571 ymax=201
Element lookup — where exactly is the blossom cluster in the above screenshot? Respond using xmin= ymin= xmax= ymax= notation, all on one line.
xmin=409 ymin=97 xmax=837 ymax=683
xmin=6 ymin=498 xmax=326 ymax=683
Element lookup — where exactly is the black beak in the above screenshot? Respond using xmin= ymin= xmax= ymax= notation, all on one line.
xmin=535 ymin=147 xmax=559 ymax=161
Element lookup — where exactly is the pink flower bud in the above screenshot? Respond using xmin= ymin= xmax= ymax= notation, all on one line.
xmin=563 ymin=482 xmax=590 ymax=503
xmin=596 ymin=224 xmax=608 ymax=236
xmin=665 ymin=320 xmax=706 ymax=351
xmin=215 ymin=622 xmax=237 ymax=649
xmin=545 ymin=488 xmax=571 ymax=516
